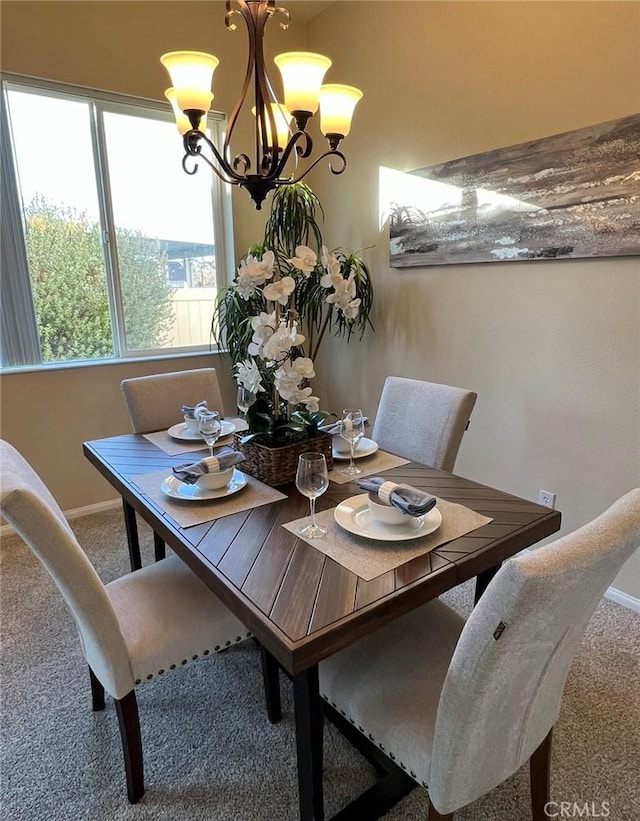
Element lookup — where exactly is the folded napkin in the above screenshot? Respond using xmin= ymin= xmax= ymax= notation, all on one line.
xmin=181 ymin=400 xmax=209 ymax=419
xmin=357 ymin=477 xmax=437 ymax=517
xmin=320 ymin=415 xmax=369 ymax=436
xmin=172 ymin=447 xmax=245 ymax=484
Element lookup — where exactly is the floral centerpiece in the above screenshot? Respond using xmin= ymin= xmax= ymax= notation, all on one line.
xmin=214 ymin=183 xmax=374 ymax=455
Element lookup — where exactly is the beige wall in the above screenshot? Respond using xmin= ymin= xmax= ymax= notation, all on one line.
xmin=305 ymin=1 xmax=640 ymax=598
xmin=0 ymin=354 xmax=238 ymax=510
xmin=1 ymin=2 xmax=639 ymax=598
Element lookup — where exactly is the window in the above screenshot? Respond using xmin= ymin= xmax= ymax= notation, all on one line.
xmin=0 ymin=76 xmax=233 ymax=369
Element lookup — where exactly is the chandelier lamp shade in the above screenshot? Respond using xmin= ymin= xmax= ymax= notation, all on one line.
xmin=160 ymin=0 xmax=363 ymax=209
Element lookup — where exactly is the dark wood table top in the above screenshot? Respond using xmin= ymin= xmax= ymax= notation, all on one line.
xmin=84 ymin=434 xmax=561 ymax=675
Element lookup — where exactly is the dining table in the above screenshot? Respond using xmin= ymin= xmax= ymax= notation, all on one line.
xmin=83 ymin=431 xmax=561 ymax=820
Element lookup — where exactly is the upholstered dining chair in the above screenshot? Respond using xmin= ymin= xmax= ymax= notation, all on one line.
xmin=120 ymin=367 xmax=225 ymax=435
xmin=320 ymin=489 xmax=640 ymax=820
xmin=0 ymin=439 xmax=252 ymax=804
xmin=371 ymin=377 xmax=477 ymax=472
xmin=119 ymin=367 xmax=225 ymax=568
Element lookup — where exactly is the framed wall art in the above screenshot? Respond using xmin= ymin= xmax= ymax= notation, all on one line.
xmin=389 ymin=113 xmax=640 ymax=267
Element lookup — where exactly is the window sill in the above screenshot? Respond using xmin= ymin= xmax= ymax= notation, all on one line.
xmin=0 ymin=348 xmax=225 ymax=376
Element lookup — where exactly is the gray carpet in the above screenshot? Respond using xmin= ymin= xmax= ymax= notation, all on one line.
xmin=1 ymin=509 xmax=639 ymax=820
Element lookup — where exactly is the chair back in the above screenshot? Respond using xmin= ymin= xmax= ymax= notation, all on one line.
xmin=371 ymin=376 xmax=477 ymax=472
xmin=120 ymin=367 xmax=224 ymax=434
xmin=429 ymin=489 xmax=640 ymax=814
xmin=0 ymin=440 xmax=133 ymax=698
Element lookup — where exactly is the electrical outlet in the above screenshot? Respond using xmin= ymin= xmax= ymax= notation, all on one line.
xmin=538 ymin=489 xmax=556 ymax=509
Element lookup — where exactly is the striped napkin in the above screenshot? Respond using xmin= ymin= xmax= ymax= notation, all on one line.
xmin=172 ymin=447 xmax=245 ymax=484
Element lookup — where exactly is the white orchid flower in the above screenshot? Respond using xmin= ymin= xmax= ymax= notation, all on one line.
xmin=247 ymin=311 xmax=276 ymax=357
xmin=251 ymin=310 xmax=276 ymax=335
xmin=342 ymin=298 xmax=361 ymax=319
xmin=236 ymin=250 xmax=275 ymax=299
xmin=235 ymin=358 xmax=265 ymax=394
xmin=288 ymin=245 xmax=317 ymax=276
xmin=273 ymin=357 xmax=316 ymax=400
xmin=287 ymin=386 xmax=319 ymax=411
xmin=238 ymin=250 xmax=275 ymax=282
xmin=283 ymin=321 xmax=305 ymax=349
xmin=273 ymin=366 xmax=300 ymax=401
xmin=321 ymin=245 xmax=342 ymax=282
xmin=236 ymin=278 xmax=258 ymax=300
xmin=303 ymin=394 xmax=320 ymax=412
xmin=262 ymin=331 xmax=285 ymax=362
xmin=326 ymin=270 xmax=357 ymax=309
xmin=263 ymin=275 xmax=296 ymax=306
xmin=261 ymin=320 xmax=305 ymax=362
xmin=289 ymin=356 xmax=315 ymax=380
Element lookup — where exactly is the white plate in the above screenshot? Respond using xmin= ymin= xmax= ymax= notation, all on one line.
xmin=334 ymin=494 xmax=442 ymax=541
xmin=161 ymin=469 xmax=247 ymax=501
xmin=168 ymin=419 xmax=236 ymax=442
xmin=332 ymin=437 xmax=379 ymax=461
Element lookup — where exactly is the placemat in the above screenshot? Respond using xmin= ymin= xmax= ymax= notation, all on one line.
xmin=283 ymin=497 xmax=493 ymax=581
xmin=143 ymin=417 xmax=248 ymax=456
xmin=328 ymin=450 xmax=410 ymax=484
xmin=132 ymin=467 xmax=286 ymax=529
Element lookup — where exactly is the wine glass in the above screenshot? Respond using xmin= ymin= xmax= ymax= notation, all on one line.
xmin=339 ymin=408 xmax=365 ymax=476
xmin=197 ymin=411 xmax=221 ymax=458
xmin=237 ymin=385 xmax=256 ymax=419
xmin=295 ymin=453 xmax=329 ymax=538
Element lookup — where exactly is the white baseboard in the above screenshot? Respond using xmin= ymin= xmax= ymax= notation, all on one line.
xmin=604 ymin=586 xmax=640 ymax=613
xmin=0 ymin=498 xmax=121 ymax=539
xmin=3 ymin=501 xmax=640 ymax=615
xmin=64 ymin=498 xmax=122 ymax=519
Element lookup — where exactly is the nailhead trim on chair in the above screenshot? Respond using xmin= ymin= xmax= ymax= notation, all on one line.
xmin=134 ymin=633 xmax=252 ymax=686
xmin=323 ymin=692 xmax=415 ymax=787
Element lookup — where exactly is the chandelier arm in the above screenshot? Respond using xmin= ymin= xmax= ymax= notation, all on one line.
xmin=222 ymin=1 xmax=259 ymax=168
xmin=183 ymin=148 xmax=237 ymax=185
xmin=225 ymin=0 xmax=243 ymax=30
xmin=259 ymin=65 xmax=294 ymax=177
xmin=252 ymin=2 xmax=284 ymax=178
xmin=286 ymin=149 xmax=347 ymax=184
xmin=269 ymin=2 xmax=290 ymax=29
xmin=272 ymin=130 xmax=313 ymax=177
xmin=184 ymin=129 xmax=247 ymax=184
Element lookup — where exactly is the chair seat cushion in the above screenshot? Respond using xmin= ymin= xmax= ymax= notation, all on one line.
xmin=106 ymin=554 xmax=250 ymax=691
xmin=319 ymin=599 xmax=464 ymax=786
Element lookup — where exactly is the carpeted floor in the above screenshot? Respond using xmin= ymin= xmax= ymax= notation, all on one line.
xmin=1 ymin=508 xmax=639 ymax=820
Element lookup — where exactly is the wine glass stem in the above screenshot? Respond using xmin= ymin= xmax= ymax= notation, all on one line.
xmin=309 ymin=496 xmax=317 ymax=527
xmin=349 ymin=441 xmax=356 ymax=471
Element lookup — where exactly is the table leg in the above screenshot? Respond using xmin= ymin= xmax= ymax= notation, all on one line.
xmin=260 ymin=645 xmax=282 ymax=724
xmin=153 ymin=532 xmax=166 ymax=562
xmin=122 ymin=499 xmax=142 ymax=571
xmin=474 ymin=563 xmax=502 ymax=605
xmin=293 ymin=665 xmax=324 ymax=821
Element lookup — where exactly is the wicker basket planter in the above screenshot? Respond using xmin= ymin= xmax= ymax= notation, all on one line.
xmin=233 ymin=431 xmax=334 ymax=486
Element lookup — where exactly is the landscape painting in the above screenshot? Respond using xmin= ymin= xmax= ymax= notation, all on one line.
xmin=389 ymin=113 xmax=640 ymax=267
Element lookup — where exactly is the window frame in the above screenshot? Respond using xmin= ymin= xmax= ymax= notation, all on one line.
xmin=0 ymin=73 xmax=235 ymax=372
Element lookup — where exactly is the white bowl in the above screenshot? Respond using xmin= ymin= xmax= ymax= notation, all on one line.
xmin=367 ymin=492 xmax=408 ymax=525
xmin=334 ymin=435 xmax=358 ymax=454
xmin=184 ymin=414 xmax=200 ymax=433
xmin=195 ymin=466 xmax=234 ymax=490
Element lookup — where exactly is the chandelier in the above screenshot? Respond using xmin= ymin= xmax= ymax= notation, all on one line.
xmin=160 ymin=0 xmax=362 ymax=209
